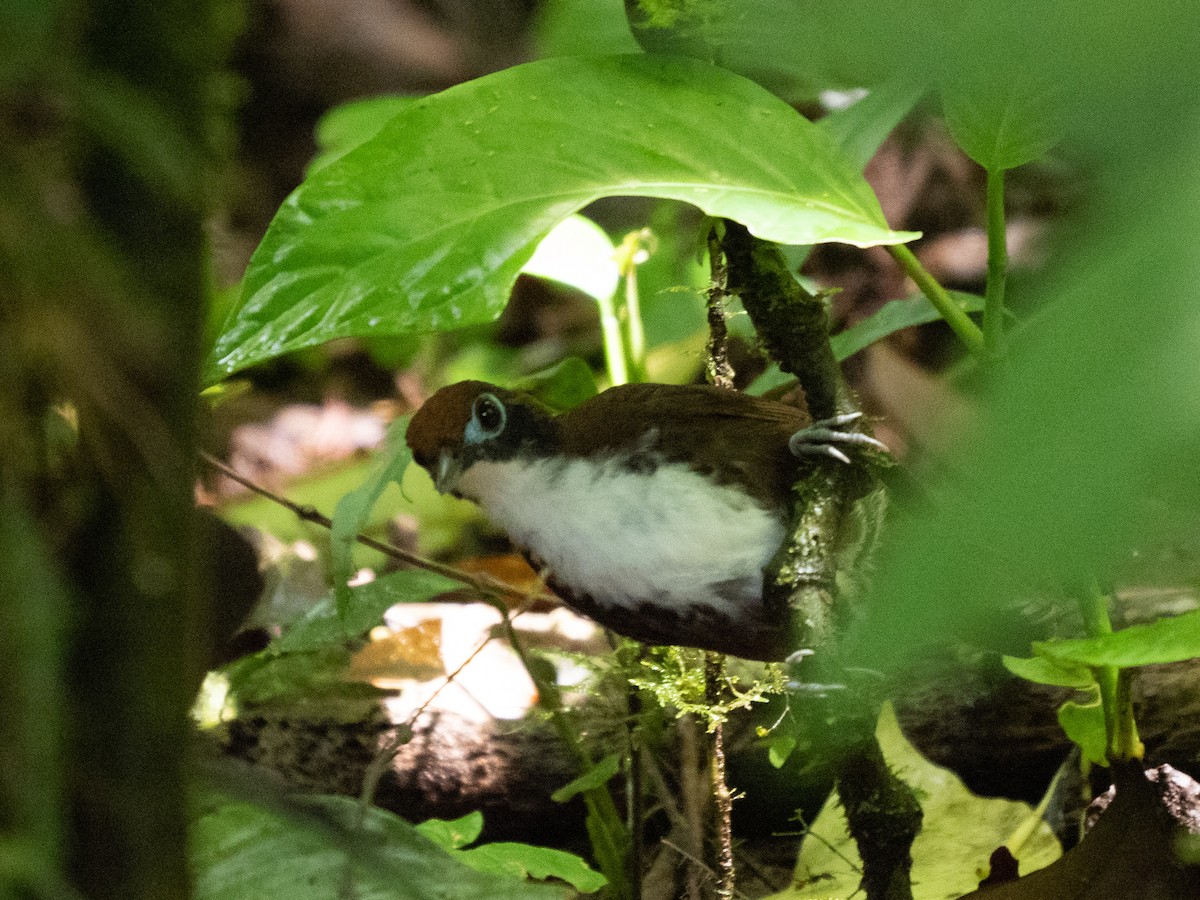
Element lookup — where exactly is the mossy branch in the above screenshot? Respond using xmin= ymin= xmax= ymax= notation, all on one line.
xmin=719 ymin=221 xmax=880 ymax=645
xmin=718 ymin=220 xmax=917 ymax=900
xmin=719 ymin=221 xmax=843 ymax=419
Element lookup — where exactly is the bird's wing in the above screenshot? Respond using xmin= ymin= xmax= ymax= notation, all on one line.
xmin=568 ymin=383 xmax=807 ymax=428
xmin=560 ymin=383 xmax=805 ymax=508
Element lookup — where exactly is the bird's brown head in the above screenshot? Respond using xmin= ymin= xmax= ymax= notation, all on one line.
xmin=406 ymin=380 xmax=558 ymax=495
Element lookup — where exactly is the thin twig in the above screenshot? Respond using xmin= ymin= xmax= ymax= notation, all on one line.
xmin=660 ymin=840 xmax=752 ymax=900
xmin=498 ymin=598 xmax=635 ymax=900
xmin=359 ymin=623 xmax=505 ymax=806
xmin=199 ymin=450 xmax=556 ymax=606
xmin=704 ymin=229 xmax=737 ymax=900
xmin=731 ymin=846 xmax=787 ymax=895
xmin=706 ymin=653 xmax=736 ymax=900
xmin=628 ymin=659 xmax=645 ymax=900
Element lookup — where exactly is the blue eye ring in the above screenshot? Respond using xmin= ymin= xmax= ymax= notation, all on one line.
xmin=466 ymin=392 xmax=506 ymax=443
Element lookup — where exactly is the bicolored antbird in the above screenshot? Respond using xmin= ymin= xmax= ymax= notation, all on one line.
xmin=406 ymin=381 xmax=885 ymax=660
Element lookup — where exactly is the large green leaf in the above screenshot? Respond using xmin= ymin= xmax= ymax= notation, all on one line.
xmin=624 ymin=1 xmax=1196 ymax=169
xmin=780 ymin=704 xmax=1060 ymax=898
xmin=846 ymin=120 xmax=1200 ymax=670
xmin=940 ymin=70 xmax=1065 ymax=171
xmin=309 ymin=95 xmax=417 ymax=173
xmin=1034 ymin=608 xmax=1200 ymax=669
xmin=455 ymin=843 xmax=607 ymax=894
xmin=192 ymin=796 xmax=563 ymax=900
xmin=207 ymin=55 xmax=916 ymax=382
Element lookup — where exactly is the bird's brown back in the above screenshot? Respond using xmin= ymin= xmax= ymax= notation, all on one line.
xmin=560 ymin=383 xmax=808 ymax=511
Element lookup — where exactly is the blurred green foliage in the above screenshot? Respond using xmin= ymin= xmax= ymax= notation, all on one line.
xmin=197 ymin=0 xmax=1200 ymax=893
xmin=192 ymin=796 xmax=571 ymax=899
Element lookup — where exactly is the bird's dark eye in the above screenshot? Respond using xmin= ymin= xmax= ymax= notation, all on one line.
xmin=472 ymin=393 xmax=506 ymax=437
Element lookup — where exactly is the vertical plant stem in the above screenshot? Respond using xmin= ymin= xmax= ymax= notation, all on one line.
xmin=700 ymin=232 xmax=736 ymax=898
xmin=983 ymin=166 xmax=1008 ymax=355
xmin=1077 ymin=582 xmax=1143 ymax=762
xmin=619 ymin=231 xmax=650 ymax=383
xmin=597 ymin=291 xmax=630 ymax=386
xmin=705 ymin=229 xmax=735 ymax=390
xmin=1114 ymin=668 xmax=1144 ymax=762
xmin=705 ymin=654 xmax=736 ymax=900
xmin=498 ymin=606 xmax=633 ymax=899
xmin=887 ymin=243 xmax=986 ymax=356
xmin=627 ymin=683 xmax=645 ymax=900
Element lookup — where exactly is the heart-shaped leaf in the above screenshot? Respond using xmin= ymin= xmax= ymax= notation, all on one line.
xmin=941 ymin=70 xmax=1065 ymax=171
xmin=207 ymin=55 xmax=916 ymax=382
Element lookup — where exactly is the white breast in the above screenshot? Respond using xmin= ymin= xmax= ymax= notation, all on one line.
xmin=457 ymin=456 xmax=785 ymax=617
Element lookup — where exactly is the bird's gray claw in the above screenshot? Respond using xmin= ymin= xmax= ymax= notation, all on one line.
xmin=785 ymin=648 xmax=815 ymax=666
xmin=788 ymin=411 xmax=889 ymax=463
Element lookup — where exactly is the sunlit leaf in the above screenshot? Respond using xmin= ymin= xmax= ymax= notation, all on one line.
xmin=1002 ymin=654 xmax=1095 ymax=690
xmin=208 ymin=55 xmax=916 ymax=381
xmin=521 ymin=215 xmax=619 ymax=303
xmin=781 ymin=704 xmax=1060 ymax=899
xmin=456 ymin=843 xmax=607 ymax=894
xmin=1035 ymin=608 xmax=1200 ymax=669
xmin=415 ymin=812 xmax=485 ymax=851
xmin=349 ymin=619 xmax=444 ymax=683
